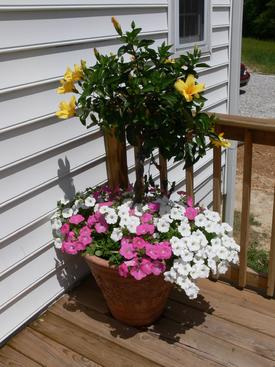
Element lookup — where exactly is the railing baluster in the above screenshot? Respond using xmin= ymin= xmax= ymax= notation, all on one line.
xmin=186 ymin=165 xmax=194 ymax=200
xmin=267 ymin=186 xmax=275 ymax=297
xmin=159 ymin=153 xmax=168 ymax=195
xmin=213 ymin=146 xmax=222 ymax=214
xmin=104 ymin=129 xmax=129 ymax=190
xmin=238 ymin=130 xmax=253 ymax=288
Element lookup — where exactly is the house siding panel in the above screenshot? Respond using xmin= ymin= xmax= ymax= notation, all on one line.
xmin=0 ymin=0 xmax=234 ymax=344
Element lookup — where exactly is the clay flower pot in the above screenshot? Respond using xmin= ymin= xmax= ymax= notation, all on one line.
xmin=85 ymin=254 xmax=172 ymax=326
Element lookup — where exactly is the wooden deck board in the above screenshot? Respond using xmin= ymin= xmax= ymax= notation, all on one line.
xmin=8 ymin=327 xmax=101 ymax=367
xmin=2 ymin=278 xmax=275 ymax=367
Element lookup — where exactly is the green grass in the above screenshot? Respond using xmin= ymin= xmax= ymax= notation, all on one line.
xmin=242 ymin=37 xmax=275 ymax=74
xmin=233 ymin=210 xmax=269 ymax=274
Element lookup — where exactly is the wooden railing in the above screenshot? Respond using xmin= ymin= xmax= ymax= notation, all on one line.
xmin=215 ymin=113 xmax=275 ymax=297
xmin=104 ymin=113 xmax=275 ymax=297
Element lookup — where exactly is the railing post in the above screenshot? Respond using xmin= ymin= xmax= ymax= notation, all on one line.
xmin=213 ymin=146 xmax=222 ymax=214
xmin=238 ymin=130 xmax=253 ymax=289
xmin=104 ymin=129 xmax=129 ymax=190
xmin=267 ymin=186 xmax=275 ymax=297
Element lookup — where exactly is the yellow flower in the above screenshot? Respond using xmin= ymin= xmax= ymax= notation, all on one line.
xmin=111 ymin=16 xmax=122 ymax=33
xmin=211 ymin=132 xmax=231 ymax=148
xmin=56 ymin=79 xmax=75 ymax=94
xmin=56 ymin=96 xmax=76 ymax=119
xmin=174 ymin=74 xmax=205 ymax=102
xmin=63 ymin=64 xmax=84 ymax=82
xmin=64 ymin=67 xmax=73 ymax=82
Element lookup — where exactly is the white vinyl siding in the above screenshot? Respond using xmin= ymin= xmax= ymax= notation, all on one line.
xmin=0 ymin=0 xmax=233 ymax=344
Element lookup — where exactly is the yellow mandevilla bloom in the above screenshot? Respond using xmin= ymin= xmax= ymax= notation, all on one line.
xmin=64 ymin=64 xmax=84 ymax=82
xmin=174 ymin=74 xmax=205 ymax=102
xmin=56 ymin=79 xmax=75 ymax=94
xmin=211 ymin=132 xmax=231 ymax=148
xmin=56 ymin=96 xmax=76 ymax=119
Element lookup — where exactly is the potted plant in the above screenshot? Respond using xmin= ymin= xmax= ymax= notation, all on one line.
xmin=52 ymin=18 xmax=239 ymax=326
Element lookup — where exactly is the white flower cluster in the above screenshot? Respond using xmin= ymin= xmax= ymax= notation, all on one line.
xmin=164 ymin=209 xmax=240 ymax=299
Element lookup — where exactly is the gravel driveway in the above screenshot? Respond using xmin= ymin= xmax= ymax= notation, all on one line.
xmin=240 ymin=72 xmax=275 ymax=118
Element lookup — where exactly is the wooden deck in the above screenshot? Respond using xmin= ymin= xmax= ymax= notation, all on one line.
xmin=1 ymin=277 xmax=275 ymax=367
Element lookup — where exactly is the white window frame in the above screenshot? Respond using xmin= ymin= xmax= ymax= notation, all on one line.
xmin=169 ymin=0 xmax=211 ymax=56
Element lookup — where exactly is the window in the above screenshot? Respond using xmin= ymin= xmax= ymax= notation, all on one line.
xmin=179 ymin=0 xmax=205 ymax=44
xmin=170 ymin=0 xmax=210 ymax=54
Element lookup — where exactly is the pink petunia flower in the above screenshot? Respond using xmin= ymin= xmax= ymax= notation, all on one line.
xmin=148 ymin=202 xmax=160 ymax=213
xmin=145 ymin=243 xmax=159 ymax=260
xmin=141 ymin=213 xmax=153 ymax=224
xmin=119 ymin=240 xmax=136 ymax=259
xmin=132 ymin=237 xmax=147 ymax=250
xmin=60 ymin=223 xmax=70 ymax=235
xmin=118 ymin=263 xmax=129 ymax=278
xmin=151 ymin=261 xmax=166 ymax=276
xmin=157 ymin=241 xmax=172 ymax=260
xmin=146 ymin=224 xmax=155 ymax=235
xmin=67 ymin=231 xmax=76 ymax=241
xmin=62 ymin=241 xmax=78 ymax=255
xmin=80 ymin=226 xmax=92 ymax=236
xmin=75 ymin=241 xmax=87 ymax=251
xmin=87 ymin=215 xmax=97 ymax=227
xmin=136 ymin=223 xmax=155 ymax=236
xmin=124 ymin=258 xmax=138 ymax=267
xmin=78 ymin=234 xmax=92 ymax=246
xmin=140 ymin=258 xmax=153 ymax=275
xmin=136 ymin=224 xmax=148 ymax=236
xmin=95 ymin=222 xmax=108 ymax=233
xmin=185 ymin=207 xmax=198 ymax=221
xmin=69 ymin=214 xmax=85 ymax=225
xmin=130 ymin=266 xmax=147 ymax=280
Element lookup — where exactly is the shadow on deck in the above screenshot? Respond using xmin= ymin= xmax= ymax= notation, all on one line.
xmin=1 ymin=277 xmax=275 ymax=367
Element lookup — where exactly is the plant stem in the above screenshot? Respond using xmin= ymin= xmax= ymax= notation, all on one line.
xmin=134 ymin=136 xmax=145 ymax=203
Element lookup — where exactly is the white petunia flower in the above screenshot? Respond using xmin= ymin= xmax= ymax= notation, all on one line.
xmin=180 ymin=248 xmax=194 ymax=262
xmin=204 ymin=221 xmax=217 ymax=233
xmin=170 ymin=207 xmax=185 ymax=220
xmin=62 ymin=207 xmax=74 ymax=219
xmin=207 ymin=259 xmax=217 ymax=274
xmin=54 ymin=238 xmax=62 ymax=249
xmin=194 ymin=213 xmax=207 ymax=227
xmin=177 ymin=262 xmax=192 ymax=276
xmin=187 ymin=237 xmax=201 ymax=252
xmin=217 ymin=261 xmax=229 ymax=274
xmin=184 ymin=282 xmax=199 ymax=299
xmin=204 ymin=209 xmax=221 ymax=223
xmin=221 ymin=222 xmax=233 ymax=233
xmin=110 ymin=228 xmax=123 ymax=242
xmin=85 ymin=196 xmax=96 ymax=207
xmin=99 ymin=205 xmax=111 ymax=214
xmin=157 ymin=219 xmax=170 ymax=233
xmin=211 ymin=238 xmax=222 ymax=247
xmin=51 ymin=219 xmax=62 ymax=230
xmin=178 ymin=222 xmax=191 ymax=237
xmin=216 ymin=246 xmax=229 ymax=260
xmin=106 ymin=211 xmax=118 ymax=224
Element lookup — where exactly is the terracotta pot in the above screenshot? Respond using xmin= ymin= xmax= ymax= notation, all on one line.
xmin=85 ymin=254 xmax=172 ymax=326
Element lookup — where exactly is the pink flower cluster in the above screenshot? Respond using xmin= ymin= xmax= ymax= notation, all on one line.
xmin=61 ymin=209 xmax=110 ymax=255
xmin=118 ymin=237 xmax=172 ymax=280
